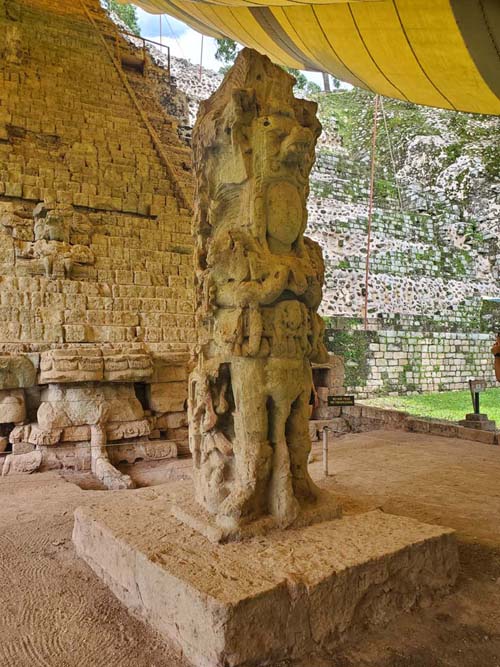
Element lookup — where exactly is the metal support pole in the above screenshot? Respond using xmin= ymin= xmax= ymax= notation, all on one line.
xmin=363 ymin=94 xmax=379 ymax=330
xmin=322 ymin=427 xmax=329 ymax=477
xmin=469 ymin=379 xmax=481 ymax=414
xmin=199 ymin=34 xmax=204 ymax=81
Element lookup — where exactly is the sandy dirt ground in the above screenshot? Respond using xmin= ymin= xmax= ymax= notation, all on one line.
xmin=1 ymin=430 xmax=500 ymax=667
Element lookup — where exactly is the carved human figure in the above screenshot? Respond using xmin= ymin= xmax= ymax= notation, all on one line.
xmin=189 ymin=49 xmax=329 ymax=534
xmin=33 ymin=203 xmax=71 ymax=243
xmin=15 ymin=203 xmax=94 ymax=278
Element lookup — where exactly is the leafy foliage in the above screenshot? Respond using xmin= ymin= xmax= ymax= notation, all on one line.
xmin=215 ymin=38 xmax=239 ymax=66
xmin=104 ymin=1 xmax=140 ymax=35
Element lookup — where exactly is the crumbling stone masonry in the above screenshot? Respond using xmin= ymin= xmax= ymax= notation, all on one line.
xmin=0 ymin=0 xmax=195 ymax=483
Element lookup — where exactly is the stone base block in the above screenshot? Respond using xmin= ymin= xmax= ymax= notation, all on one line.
xmin=73 ymin=483 xmax=458 ymax=667
xmin=459 ymin=413 xmax=496 ymax=432
xmin=456 ymin=426 xmax=498 ymax=445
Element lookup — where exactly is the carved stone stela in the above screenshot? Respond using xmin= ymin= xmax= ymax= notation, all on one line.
xmin=189 ymin=48 xmax=336 ymax=534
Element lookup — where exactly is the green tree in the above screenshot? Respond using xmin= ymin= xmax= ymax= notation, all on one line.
xmin=215 ymin=38 xmax=239 ymax=66
xmin=283 ymin=67 xmax=321 ymax=96
xmin=104 ymin=1 xmax=140 ymax=35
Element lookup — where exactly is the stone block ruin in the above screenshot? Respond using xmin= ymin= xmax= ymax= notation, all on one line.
xmin=0 ymin=0 xmax=196 ymax=485
xmin=0 ymin=0 xmax=349 ymax=486
xmin=2 ymin=0 xmax=497 ymax=492
xmin=0 ymin=4 xmax=464 ymax=664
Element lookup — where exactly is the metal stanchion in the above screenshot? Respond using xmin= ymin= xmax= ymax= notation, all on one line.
xmin=322 ymin=426 xmax=329 ymax=477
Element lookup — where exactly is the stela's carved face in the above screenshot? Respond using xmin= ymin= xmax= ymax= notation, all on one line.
xmin=265 ymin=180 xmax=303 ymax=253
xmin=249 ymin=112 xmax=314 ymax=253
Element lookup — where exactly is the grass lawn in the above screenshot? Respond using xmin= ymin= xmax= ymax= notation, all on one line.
xmin=362 ymin=387 xmax=500 ymax=423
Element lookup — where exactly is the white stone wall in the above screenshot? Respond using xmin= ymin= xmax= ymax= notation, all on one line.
xmin=327 ymin=329 xmax=496 ymax=398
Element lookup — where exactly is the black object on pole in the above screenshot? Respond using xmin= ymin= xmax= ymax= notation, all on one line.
xmin=469 ymin=379 xmax=487 ymax=414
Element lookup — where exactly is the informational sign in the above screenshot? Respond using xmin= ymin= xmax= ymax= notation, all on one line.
xmin=328 ymin=395 xmax=355 ymax=407
xmin=469 ymin=379 xmax=487 ymax=393
xmin=469 ymin=378 xmax=487 ymax=414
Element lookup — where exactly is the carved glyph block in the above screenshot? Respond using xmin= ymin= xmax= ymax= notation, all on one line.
xmin=39 ymin=348 xmax=156 ymax=384
xmin=107 ymin=439 xmax=177 ymax=466
xmin=103 ymin=351 xmax=153 ymax=382
xmin=0 ymin=355 xmax=36 ymax=389
xmin=0 ymin=388 xmax=26 ymax=423
xmin=106 ymin=419 xmax=150 ymax=442
xmin=147 ymin=382 xmax=188 ymax=413
xmin=39 ymin=348 xmax=103 ymax=383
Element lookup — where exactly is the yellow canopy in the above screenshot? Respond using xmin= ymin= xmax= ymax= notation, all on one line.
xmin=128 ymin=0 xmax=500 ymax=114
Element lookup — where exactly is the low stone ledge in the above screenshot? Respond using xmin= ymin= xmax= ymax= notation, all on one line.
xmin=405 ymin=417 xmax=431 ymax=433
xmin=406 ymin=417 xmax=499 ymax=445
xmin=456 ymin=426 xmax=497 ymax=445
xmin=428 ymin=421 xmax=458 ymax=438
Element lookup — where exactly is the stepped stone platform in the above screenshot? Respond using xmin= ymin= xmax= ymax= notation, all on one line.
xmin=459 ymin=413 xmax=497 ymax=432
xmin=73 ymin=482 xmax=458 ymax=667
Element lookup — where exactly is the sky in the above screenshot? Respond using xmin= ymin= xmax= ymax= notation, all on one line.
xmin=135 ymin=6 xmax=326 ymax=87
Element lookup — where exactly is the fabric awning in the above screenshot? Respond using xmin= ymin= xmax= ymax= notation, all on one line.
xmin=126 ymin=0 xmax=500 ymax=114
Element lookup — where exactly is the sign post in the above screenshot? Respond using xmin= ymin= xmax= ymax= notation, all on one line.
xmin=459 ymin=378 xmax=495 ymax=432
xmin=468 ymin=379 xmax=487 ymax=415
xmin=322 ymin=427 xmax=329 ymax=477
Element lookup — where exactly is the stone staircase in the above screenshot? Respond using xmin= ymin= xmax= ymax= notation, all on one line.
xmin=0 ymin=0 xmax=195 ymax=346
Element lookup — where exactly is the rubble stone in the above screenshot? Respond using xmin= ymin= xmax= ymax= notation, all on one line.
xmin=2 ymin=450 xmax=42 ymax=476
xmin=0 ymin=389 xmax=26 ymax=423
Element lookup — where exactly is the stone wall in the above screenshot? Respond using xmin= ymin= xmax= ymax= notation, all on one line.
xmin=307 ymin=151 xmax=495 ymax=327
xmin=306 ymin=105 xmax=498 ymax=394
xmin=0 ymin=0 xmax=196 ymax=481
xmin=0 ymin=0 xmax=195 ymax=348
xmin=326 ymin=327 xmax=495 ymax=398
